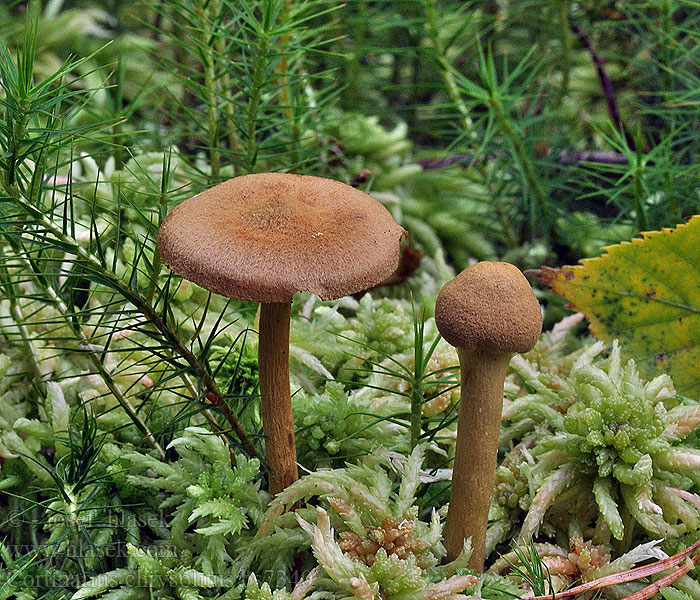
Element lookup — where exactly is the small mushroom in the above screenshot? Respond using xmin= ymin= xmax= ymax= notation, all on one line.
xmin=434 ymin=261 xmax=541 ymax=570
xmin=157 ymin=173 xmax=405 ymax=494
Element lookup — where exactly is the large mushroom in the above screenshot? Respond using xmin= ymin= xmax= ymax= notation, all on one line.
xmin=435 ymin=261 xmax=541 ymax=570
xmin=157 ymin=173 xmax=405 ymax=494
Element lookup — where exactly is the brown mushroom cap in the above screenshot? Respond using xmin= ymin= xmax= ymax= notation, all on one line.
xmin=435 ymin=261 xmax=542 ymax=353
xmin=157 ymin=173 xmax=406 ymax=302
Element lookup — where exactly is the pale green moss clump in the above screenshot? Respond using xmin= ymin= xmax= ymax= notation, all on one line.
xmin=493 ymin=340 xmax=700 ymax=549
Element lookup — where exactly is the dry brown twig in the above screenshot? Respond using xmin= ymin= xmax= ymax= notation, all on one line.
xmin=527 ymin=539 xmax=700 ymax=600
xmin=527 ymin=488 xmax=700 ymax=600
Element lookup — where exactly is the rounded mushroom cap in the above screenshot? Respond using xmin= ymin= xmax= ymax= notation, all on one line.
xmin=157 ymin=173 xmax=406 ymax=302
xmin=435 ymin=261 xmax=542 ymax=353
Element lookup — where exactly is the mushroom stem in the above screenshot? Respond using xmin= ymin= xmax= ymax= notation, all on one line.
xmin=258 ymin=301 xmax=298 ymax=495
xmin=443 ymin=346 xmax=511 ymax=570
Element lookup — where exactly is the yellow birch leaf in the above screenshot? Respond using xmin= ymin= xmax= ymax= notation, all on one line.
xmin=537 ymin=215 xmax=700 ymax=398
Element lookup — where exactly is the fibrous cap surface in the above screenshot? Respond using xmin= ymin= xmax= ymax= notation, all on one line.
xmin=157 ymin=173 xmax=406 ymax=302
xmin=435 ymin=261 xmax=542 ymax=353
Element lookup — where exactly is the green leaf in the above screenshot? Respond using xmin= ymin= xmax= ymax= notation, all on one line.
xmin=538 ymin=216 xmax=700 ymax=398
xmin=593 ymin=477 xmax=624 ymax=540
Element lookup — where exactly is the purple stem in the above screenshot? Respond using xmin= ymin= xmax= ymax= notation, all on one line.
xmin=417 ymin=154 xmax=478 ymax=169
xmin=556 ymin=150 xmax=629 ymax=165
xmin=571 ymin=24 xmax=636 ymax=151
xmin=416 ymin=150 xmax=628 ymax=171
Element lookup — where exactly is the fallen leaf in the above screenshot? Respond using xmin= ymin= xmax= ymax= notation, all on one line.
xmin=537 ymin=215 xmax=700 ymax=398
